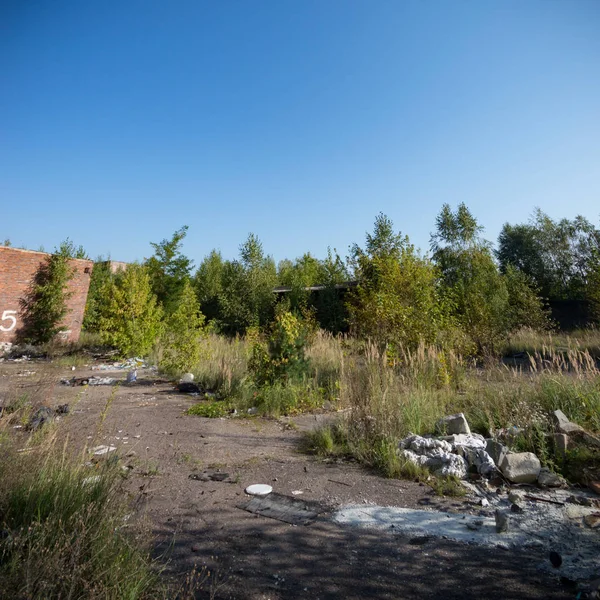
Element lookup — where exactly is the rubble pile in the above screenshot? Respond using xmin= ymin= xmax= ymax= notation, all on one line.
xmin=398 ymin=410 xmax=590 ymax=489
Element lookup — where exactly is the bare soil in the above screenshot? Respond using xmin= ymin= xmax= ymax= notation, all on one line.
xmin=0 ymin=361 xmax=578 ymax=599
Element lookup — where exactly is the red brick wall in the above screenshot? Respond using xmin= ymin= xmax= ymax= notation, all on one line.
xmin=0 ymin=246 xmax=93 ymax=343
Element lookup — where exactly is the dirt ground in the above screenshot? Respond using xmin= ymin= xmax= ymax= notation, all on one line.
xmin=0 ymin=361 xmax=583 ymax=599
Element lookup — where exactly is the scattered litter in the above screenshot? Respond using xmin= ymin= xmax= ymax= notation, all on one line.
xmin=245 ymin=484 xmax=273 ymax=497
xmin=61 ymin=376 xmax=116 ymax=386
xmin=291 ymin=490 xmax=304 ymax=496
xmin=180 ymin=373 xmax=194 ymax=383
xmin=177 ymin=381 xmax=202 ymax=394
xmin=91 ymin=445 xmax=117 ymax=456
xmin=16 ymin=370 xmax=36 ymax=377
xmin=126 ymin=369 xmax=137 ymax=383
xmin=239 ymin=492 xmax=322 ymax=525
xmin=91 ymin=357 xmax=147 ymax=371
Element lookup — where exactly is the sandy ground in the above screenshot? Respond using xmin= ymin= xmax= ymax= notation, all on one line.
xmin=1 ymin=360 xmax=592 ymax=599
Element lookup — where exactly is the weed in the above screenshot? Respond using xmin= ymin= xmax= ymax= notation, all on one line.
xmin=187 ymin=401 xmax=228 ymax=418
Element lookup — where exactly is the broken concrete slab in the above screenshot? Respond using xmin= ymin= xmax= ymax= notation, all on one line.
xmin=552 ymin=409 xmax=583 ymax=434
xmin=486 ymin=439 xmax=508 ymax=466
xmin=435 ymin=413 xmax=470 ymax=435
xmin=499 ymin=452 xmax=541 ymax=484
xmin=238 ymin=492 xmax=323 ymax=525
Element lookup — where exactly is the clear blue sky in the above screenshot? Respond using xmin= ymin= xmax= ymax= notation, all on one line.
xmin=2 ymin=0 xmax=599 ymax=265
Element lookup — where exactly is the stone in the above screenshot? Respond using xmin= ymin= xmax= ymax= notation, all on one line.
xmin=486 ymin=439 xmax=508 ymax=466
xmin=499 ymin=452 xmax=541 ymax=484
xmin=435 ymin=413 xmax=470 ymax=435
xmin=508 ymin=490 xmax=525 ymax=504
xmin=537 ymin=467 xmax=566 ymax=488
xmin=583 ymin=514 xmax=600 ymax=529
xmin=495 ymin=509 xmax=511 ymax=533
xmin=552 ymin=409 xmax=582 ymax=434
xmin=589 ymin=481 xmax=600 ymax=496
xmin=552 ymin=433 xmax=568 ymax=458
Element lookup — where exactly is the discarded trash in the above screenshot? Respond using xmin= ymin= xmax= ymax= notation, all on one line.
xmin=61 ymin=376 xmax=116 ymax=386
xmin=126 ymin=369 xmax=137 ymax=383
xmin=291 ymin=490 xmax=304 ymax=496
xmin=180 ymin=373 xmax=194 ymax=383
xmin=245 ymin=484 xmax=273 ymax=497
xmin=91 ymin=445 xmax=117 ymax=456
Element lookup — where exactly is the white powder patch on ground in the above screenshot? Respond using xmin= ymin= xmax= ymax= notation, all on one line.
xmin=333 ymin=492 xmax=600 ymax=582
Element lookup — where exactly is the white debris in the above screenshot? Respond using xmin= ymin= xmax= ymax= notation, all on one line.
xmin=245 ymin=484 xmax=273 ymax=497
xmin=91 ymin=445 xmax=117 ymax=456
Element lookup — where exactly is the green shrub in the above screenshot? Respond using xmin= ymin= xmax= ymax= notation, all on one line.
xmin=248 ymin=311 xmax=309 ymax=386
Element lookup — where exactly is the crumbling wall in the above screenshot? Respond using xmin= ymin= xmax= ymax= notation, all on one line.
xmin=0 ymin=246 xmax=93 ymax=343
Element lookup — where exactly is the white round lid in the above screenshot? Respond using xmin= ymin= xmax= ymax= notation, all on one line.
xmin=245 ymin=484 xmax=273 ymax=497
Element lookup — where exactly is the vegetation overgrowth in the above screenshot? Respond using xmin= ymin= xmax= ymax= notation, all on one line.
xmin=3 ymin=204 xmax=600 ymax=593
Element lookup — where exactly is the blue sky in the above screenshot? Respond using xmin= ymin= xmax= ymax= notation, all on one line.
xmin=2 ymin=0 xmax=599 ymax=266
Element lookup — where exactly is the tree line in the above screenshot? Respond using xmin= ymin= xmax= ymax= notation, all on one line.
xmin=13 ymin=204 xmax=600 ymax=358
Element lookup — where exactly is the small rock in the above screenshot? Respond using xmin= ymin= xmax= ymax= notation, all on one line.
xmin=466 ymin=519 xmax=484 ymax=531
xmin=589 ymin=481 xmax=600 ymax=496
xmin=508 ymin=490 xmax=524 ymax=504
xmin=480 ymin=498 xmax=490 ymax=507
xmin=495 ymin=509 xmax=511 ymax=533
xmin=552 ymin=409 xmax=582 ymax=434
xmin=583 ymin=514 xmax=600 ymax=529
xmin=549 ymin=551 xmax=562 ymax=569
xmin=499 ymin=452 xmax=541 ymax=484
xmin=537 ymin=467 xmax=566 ymax=488
xmin=436 ymin=413 xmax=471 ymax=435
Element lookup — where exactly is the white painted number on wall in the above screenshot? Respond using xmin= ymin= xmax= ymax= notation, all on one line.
xmin=0 ymin=310 xmax=17 ymax=332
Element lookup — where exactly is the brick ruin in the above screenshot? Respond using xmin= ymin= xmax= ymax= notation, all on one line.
xmin=0 ymin=246 xmax=94 ymax=344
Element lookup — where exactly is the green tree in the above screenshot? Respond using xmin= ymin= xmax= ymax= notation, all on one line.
xmin=17 ymin=241 xmax=78 ymax=344
xmin=349 ymin=215 xmax=447 ymax=352
xmin=193 ymin=250 xmax=224 ymax=325
xmin=158 ymin=280 xmax=206 ymax=375
xmin=432 ymin=204 xmax=547 ymax=354
xmin=217 ymin=234 xmax=277 ymax=334
xmin=497 ymin=210 xmax=600 ymax=301
xmin=145 ymin=226 xmax=193 ymax=313
xmin=83 ymin=258 xmax=114 ymax=332
xmin=99 ymin=264 xmax=163 ymax=356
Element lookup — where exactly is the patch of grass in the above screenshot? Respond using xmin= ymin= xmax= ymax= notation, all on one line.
xmin=429 ymin=475 xmax=467 ymax=497
xmin=187 ymin=401 xmax=228 ymax=418
xmin=0 ymin=441 xmax=161 ymax=599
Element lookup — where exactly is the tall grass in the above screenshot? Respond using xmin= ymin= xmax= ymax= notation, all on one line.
xmin=0 ymin=431 xmax=160 ymax=599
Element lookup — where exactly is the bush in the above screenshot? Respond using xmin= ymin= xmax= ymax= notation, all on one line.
xmin=248 ymin=311 xmax=309 ymax=386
